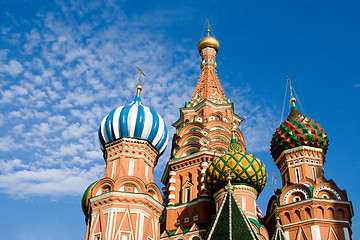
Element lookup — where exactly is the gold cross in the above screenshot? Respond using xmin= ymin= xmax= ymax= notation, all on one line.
xmin=272 ymin=173 xmax=277 ymax=190
xmin=287 ymin=76 xmax=294 ymax=98
xmin=137 ymin=67 xmax=145 ymax=85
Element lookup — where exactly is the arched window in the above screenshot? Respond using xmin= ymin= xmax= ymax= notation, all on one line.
xmin=185 ymin=137 xmax=200 ymax=144
xmin=211 ymin=136 xmax=230 ymax=143
xmin=188 ymin=127 xmax=201 ymax=133
xmin=184 ymin=148 xmax=200 ymax=157
xmin=210 ymin=125 xmax=227 ymax=132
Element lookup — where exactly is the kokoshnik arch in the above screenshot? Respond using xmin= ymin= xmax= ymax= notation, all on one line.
xmin=81 ymin=27 xmax=353 ymax=240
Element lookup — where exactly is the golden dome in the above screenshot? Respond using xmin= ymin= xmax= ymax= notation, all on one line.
xmin=197 ymin=29 xmax=220 ymax=53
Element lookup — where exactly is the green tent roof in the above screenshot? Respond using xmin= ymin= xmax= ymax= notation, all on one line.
xmin=206 ymin=191 xmax=259 ymax=240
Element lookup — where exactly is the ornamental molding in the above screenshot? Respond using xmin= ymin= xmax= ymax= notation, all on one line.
xmin=313 ymin=186 xmax=341 ymax=200
xmin=275 ymin=146 xmax=324 ymax=164
xmin=283 ymin=188 xmax=309 ymax=204
xmin=165 ymin=196 xmax=211 ymax=210
xmin=90 ymin=191 xmax=164 ymax=212
xmin=282 ymin=218 xmax=351 ymax=228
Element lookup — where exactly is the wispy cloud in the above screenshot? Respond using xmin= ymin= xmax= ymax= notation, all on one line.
xmin=0 ymin=0 xmax=277 ymax=198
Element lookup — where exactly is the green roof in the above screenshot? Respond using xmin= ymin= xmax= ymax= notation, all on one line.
xmin=206 ymin=191 xmax=259 ymax=240
xmin=271 ymin=225 xmax=286 ymax=240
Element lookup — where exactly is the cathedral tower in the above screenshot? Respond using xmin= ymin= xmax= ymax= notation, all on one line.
xmin=82 ymin=83 xmax=168 ymax=240
xmin=160 ymin=28 xmax=268 ymax=240
xmin=265 ymin=95 xmax=353 ymax=239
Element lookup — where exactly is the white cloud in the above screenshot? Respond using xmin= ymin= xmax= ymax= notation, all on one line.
xmin=0 ymin=165 xmax=103 ymax=198
xmin=0 ymin=59 xmax=23 ymax=77
xmin=0 ymin=0 xmax=276 ymax=199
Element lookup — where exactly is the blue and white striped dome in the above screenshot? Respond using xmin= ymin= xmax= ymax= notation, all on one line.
xmin=98 ymin=87 xmax=168 ymax=155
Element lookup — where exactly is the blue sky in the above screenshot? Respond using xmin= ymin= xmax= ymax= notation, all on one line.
xmin=0 ymin=0 xmax=359 ymax=239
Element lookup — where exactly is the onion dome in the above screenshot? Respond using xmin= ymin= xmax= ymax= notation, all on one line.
xmin=205 ymin=131 xmax=267 ymax=194
xmin=98 ymin=85 xmax=168 ymax=155
xmin=81 ymin=180 xmax=99 ymax=215
xmin=270 ymin=97 xmax=329 ymax=160
xmin=197 ymin=29 xmax=220 ymax=53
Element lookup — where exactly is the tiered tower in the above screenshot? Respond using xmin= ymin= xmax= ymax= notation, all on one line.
xmin=82 ymin=83 xmax=168 ymax=240
xmin=265 ymin=96 xmax=354 ymax=239
xmin=160 ymin=29 xmax=267 ymax=240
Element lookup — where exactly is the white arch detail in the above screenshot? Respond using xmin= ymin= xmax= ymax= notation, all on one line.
xmin=283 ymin=188 xmax=309 ymax=204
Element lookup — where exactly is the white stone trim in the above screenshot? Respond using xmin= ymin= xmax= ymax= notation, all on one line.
xmin=283 ymin=188 xmax=309 ymax=204
xmin=128 ymin=158 xmax=134 ymax=176
xmin=344 ymin=227 xmax=350 ymax=240
xmin=168 ymin=186 xmax=176 ymax=191
xmin=168 ymin=194 xmax=175 ymax=199
xmin=201 ymin=161 xmax=209 ymax=168
xmin=313 ymin=186 xmax=341 ymax=200
xmin=130 ymin=209 xmax=150 ymax=218
xmin=282 ymin=218 xmax=350 ymax=227
xmin=169 ymin=178 xmax=176 ymax=183
xmin=111 ymin=160 xmax=117 ymax=178
xmin=284 ymin=231 xmax=289 ymax=240
xmin=90 ymin=192 xmax=164 ymax=211
xmin=310 ymin=225 xmax=321 ymax=240
xmin=165 ymin=197 xmax=211 ymax=210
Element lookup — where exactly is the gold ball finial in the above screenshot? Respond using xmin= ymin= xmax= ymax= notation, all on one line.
xmin=136 ymin=84 xmax=142 ymax=97
xmin=290 ymin=97 xmax=296 ymax=107
xmin=197 ymin=28 xmax=220 ymax=54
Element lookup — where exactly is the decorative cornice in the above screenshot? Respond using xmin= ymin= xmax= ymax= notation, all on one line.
xmin=275 ymin=146 xmax=324 ymax=164
xmin=173 ymin=100 xmax=243 ymax=128
xmin=90 ymin=191 xmax=164 ymax=211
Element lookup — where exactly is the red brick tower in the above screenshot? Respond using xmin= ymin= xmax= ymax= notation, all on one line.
xmin=82 ymin=83 xmax=168 ymax=240
xmin=160 ymin=29 xmax=246 ymax=240
xmin=265 ymin=96 xmax=354 ymax=239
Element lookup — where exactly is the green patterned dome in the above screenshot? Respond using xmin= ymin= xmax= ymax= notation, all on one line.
xmin=205 ymin=139 xmax=267 ymax=194
xmin=81 ymin=180 xmax=99 ymax=216
xmin=270 ymin=105 xmax=329 ymax=160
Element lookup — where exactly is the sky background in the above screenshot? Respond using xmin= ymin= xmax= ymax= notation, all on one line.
xmin=0 ymin=0 xmax=359 ymax=239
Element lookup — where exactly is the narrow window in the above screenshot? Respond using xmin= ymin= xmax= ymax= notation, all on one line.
xmin=185 ymin=187 xmax=191 ymax=203
xmin=312 ymin=166 xmax=317 ymax=181
xmin=111 ymin=160 xmax=117 ymax=178
xmin=295 ymin=167 xmax=300 ymax=183
xmin=179 ymin=175 xmax=183 ymax=203
xmin=128 ymin=158 xmax=134 ymax=176
xmin=188 ymin=172 xmax=192 ymax=183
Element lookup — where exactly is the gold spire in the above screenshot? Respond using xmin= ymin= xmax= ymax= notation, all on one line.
xmin=287 ymin=76 xmax=296 ymax=107
xmin=136 ymin=67 xmax=145 ymax=97
xmin=274 ymin=203 xmax=281 ymax=227
xmin=225 ymin=163 xmax=234 ymax=192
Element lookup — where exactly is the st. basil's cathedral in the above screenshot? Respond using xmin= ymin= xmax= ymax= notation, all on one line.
xmin=81 ymin=28 xmax=354 ymax=240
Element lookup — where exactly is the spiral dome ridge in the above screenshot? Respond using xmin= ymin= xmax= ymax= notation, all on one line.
xmin=205 ymin=138 xmax=267 ymax=194
xmin=270 ymin=106 xmax=329 ymax=160
xmin=98 ymin=89 xmax=168 ymax=155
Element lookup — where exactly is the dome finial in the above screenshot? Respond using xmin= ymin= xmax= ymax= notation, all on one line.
xmin=197 ymin=20 xmax=220 ymax=53
xmin=136 ymin=67 xmax=145 ymax=97
xmin=287 ymin=76 xmax=296 ymax=107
